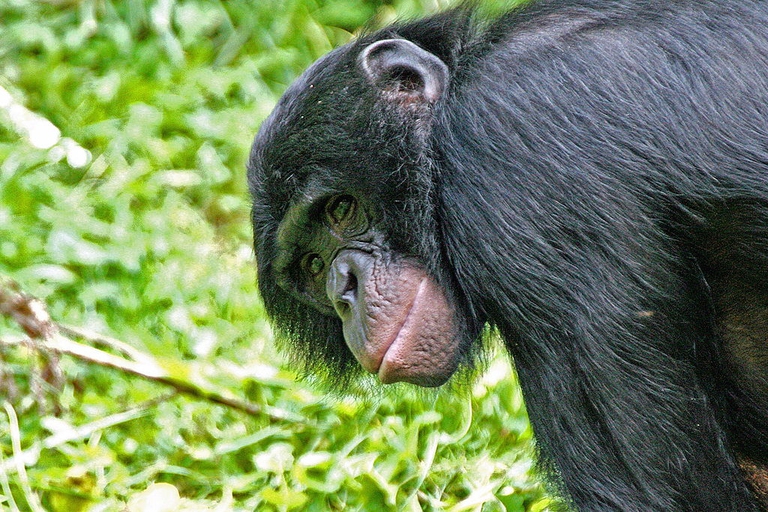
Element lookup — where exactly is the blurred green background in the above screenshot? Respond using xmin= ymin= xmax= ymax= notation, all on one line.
xmin=0 ymin=0 xmax=547 ymax=510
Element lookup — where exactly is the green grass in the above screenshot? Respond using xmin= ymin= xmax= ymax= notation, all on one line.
xmin=0 ymin=0 xmax=546 ymax=510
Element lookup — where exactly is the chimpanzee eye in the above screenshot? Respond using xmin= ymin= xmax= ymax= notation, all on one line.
xmin=326 ymin=195 xmax=356 ymax=226
xmin=302 ymin=253 xmax=325 ymax=278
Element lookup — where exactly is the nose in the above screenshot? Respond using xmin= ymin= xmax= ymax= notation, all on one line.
xmin=326 ymin=250 xmax=363 ymax=317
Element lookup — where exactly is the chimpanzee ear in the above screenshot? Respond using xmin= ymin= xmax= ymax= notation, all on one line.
xmin=359 ymin=38 xmax=449 ymax=105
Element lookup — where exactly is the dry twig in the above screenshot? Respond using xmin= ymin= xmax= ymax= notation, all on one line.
xmin=0 ymin=277 xmax=63 ymax=412
xmin=0 ymin=277 xmax=302 ymax=422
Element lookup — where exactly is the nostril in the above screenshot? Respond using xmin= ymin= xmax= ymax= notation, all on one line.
xmin=342 ymin=273 xmax=358 ymax=299
xmin=334 ymin=300 xmax=351 ymax=316
xmin=333 ymin=272 xmax=357 ymax=317
xmin=326 ymin=250 xmax=365 ymax=318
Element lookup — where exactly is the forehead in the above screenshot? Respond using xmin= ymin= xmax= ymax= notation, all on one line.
xmin=248 ymin=43 xmax=369 ymax=212
xmin=261 ymin=43 xmax=358 ymax=137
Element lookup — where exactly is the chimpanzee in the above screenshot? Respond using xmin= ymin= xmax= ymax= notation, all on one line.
xmin=247 ymin=0 xmax=768 ymax=509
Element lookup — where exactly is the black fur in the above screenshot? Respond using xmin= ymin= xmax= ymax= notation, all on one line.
xmin=249 ymin=0 xmax=768 ymax=509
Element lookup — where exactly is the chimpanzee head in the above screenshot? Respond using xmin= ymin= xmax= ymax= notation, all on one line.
xmin=248 ymin=16 xmax=482 ymax=387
